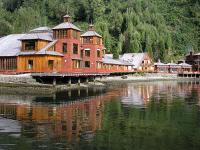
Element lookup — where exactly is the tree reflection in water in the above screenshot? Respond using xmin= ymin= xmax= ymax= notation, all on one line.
xmin=0 ymin=81 xmax=200 ymax=150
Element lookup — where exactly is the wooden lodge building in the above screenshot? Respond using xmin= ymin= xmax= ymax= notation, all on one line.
xmin=0 ymin=14 xmax=154 ymax=75
xmin=154 ymin=60 xmax=192 ymax=73
xmin=184 ymin=51 xmax=200 ymax=72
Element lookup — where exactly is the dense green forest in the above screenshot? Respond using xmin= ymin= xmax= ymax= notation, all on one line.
xmin=0 ymin=0 xmax=199 ymax=61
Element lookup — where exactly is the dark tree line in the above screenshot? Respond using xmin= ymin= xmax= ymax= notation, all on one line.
xmin=0 ymin=0 xmax=199 ymax=61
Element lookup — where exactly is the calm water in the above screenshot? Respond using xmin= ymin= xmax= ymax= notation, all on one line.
xmin=0 ymin=81 xmax=200 ymax=150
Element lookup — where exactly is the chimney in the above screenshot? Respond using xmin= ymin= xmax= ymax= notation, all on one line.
xmin=89 ymin=24 xmax=95 ymax=31
xmin=63 ymin=14 xmax=71 ymax=22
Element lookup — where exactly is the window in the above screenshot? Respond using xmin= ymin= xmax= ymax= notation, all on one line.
xmin=62 ymin=43 xmax=67 ymax=53
xmin=85 ymin=61 xmax=90 ymax=68
xmin=28 ymin=60 xmax=33 ymax=70
xmin=83 ymin=37 xmax=93 ymax=44
xmin=25 ymin=40 xmax=35 ymax=50
xmin=73 ymin=44 xmax=78 ymax=54
xmin=73 ymin=60 xmax=81 ymax=68
xmin=48 ymin=60 xmax=54 ymax=70
xmin=97 ymin=37 xmax=101 ymax=45
xmin=53 ymin=30 xmax=67 ymax=39
xmin=96 ymin=62 xmax=102 ymax=69
xmin=73 ymin=31 xmax=78 ymax=39
xmin=97 ymin=50 xmax=101 ymax=57
xmin=85 ymin=50 xmax=90 ymax=57
xmin=63 ymin=30 xmax=67 ymax=38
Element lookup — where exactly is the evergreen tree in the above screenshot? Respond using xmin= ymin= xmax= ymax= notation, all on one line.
xmin=0 ymin=0 xmax=199 ymax=61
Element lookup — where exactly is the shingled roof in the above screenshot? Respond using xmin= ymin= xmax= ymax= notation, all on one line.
xmin=120 ymin=53 xmax=147 ymax=68
xmin=52 ymin=22 xmax=81 ymax=31
xmin=0 ymin=34 xmax=25 ymax=57
xmin=103 ymin=54 xmax=134 ymax=66
xmin=30 ymin=27 xmax=52 ymax=33
xmin=19 ymin=32 xmax=53 ymax=41
xmin=81 ymin=31 xmax=102 ymax=37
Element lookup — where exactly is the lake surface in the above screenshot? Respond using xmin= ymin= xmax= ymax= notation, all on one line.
xmin=0 ymin=81 xmax=200 ymax=150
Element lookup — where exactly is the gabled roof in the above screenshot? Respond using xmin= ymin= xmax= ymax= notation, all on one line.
xmin=0 ymin=34 xmax=25 ymax=57
xmin=30 ymin=27 xmax=52 ymax=33
xmin=167 ymin=63 xmax=180 ymax=66
xmin=120 ymin=53 xmax=147 ymax=68
xmin=103 ymin=54 xmax=134 ymax=66
xmin=19 ymin=32 xmax=53 ymax=41
xmin=52 ymin=22 xmax=81 ymax=31
xmin=179 ymin=63 xmax=192 ymax=67
xmin=103 ymin=58 xmax=124 ymax=65
xmin=81 ymin=31 xmax=102 ymax=38
xmin=36 ymin=40 xmax=63 ymax=56
xmin=154 ymin=62 xmax=166 ymax=66
xmin=104 ymin=54 xmax=113 ymax=59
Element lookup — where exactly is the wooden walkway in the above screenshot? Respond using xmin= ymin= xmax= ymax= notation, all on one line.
xmin=31 ymin=73 xmax=110 ymax=77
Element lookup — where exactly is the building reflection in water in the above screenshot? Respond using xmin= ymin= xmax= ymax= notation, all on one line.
xmin=0 ymin=81 xmax=200 ymax=143
xmin=121 ymin=81 xmax=200 ymax=107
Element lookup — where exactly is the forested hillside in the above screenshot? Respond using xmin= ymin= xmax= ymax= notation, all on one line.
xmin=0 ymin=0 xmax=199 ymax=61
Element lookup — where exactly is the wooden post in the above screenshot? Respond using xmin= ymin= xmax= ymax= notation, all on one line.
xmin=86 ymin=88 xmax=89 ymax=96
xmin=68 ymin=90 xmax=71 ymax=97
xmin=86 ymin=78 xmax=89 ymax=84
xmin=78 ymin=78 xmax=81 ymax=86
xmin=78 ymin=89 xmax=81 ymax=96
xmin=68 ymin=77 xmax=71 ymax=87
xmin=53 ymin=77 xmax=56 ymax=86
xmin=93 ymin=76 xmax=96 ymax=85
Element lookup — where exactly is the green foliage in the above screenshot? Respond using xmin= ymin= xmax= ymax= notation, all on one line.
xmin=0 ymin=0 xmax=199 ymax=62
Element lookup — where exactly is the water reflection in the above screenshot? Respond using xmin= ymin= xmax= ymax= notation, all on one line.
xmin=0 ymin=81 xmax=200 ymax=150
xmin=121 ymin=81 xmax=200 ymax=107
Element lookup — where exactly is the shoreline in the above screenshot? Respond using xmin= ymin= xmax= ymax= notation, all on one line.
xmin=0 ymin=73 xmax=198 ymax=95
xmin=98 ymin=73 xmax=197 ymax=83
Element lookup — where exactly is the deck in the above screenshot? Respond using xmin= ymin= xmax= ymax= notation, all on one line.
xmin=178 ymin=72 xmax=200 ymax=78
xmin=31 ymin=72 xmax=110 ymax=77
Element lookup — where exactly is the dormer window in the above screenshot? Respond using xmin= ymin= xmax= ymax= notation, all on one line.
xmin=25 ymin=40 xmax=35 ymax=51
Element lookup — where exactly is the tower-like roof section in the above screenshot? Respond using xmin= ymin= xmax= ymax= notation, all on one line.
xmin=52 ymin=22 xmax=81 ymax=31
xmin=52 ymin=14 xmax=81 ymax=31
xmin=81 ymin=24 xmax=102 ymax=38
